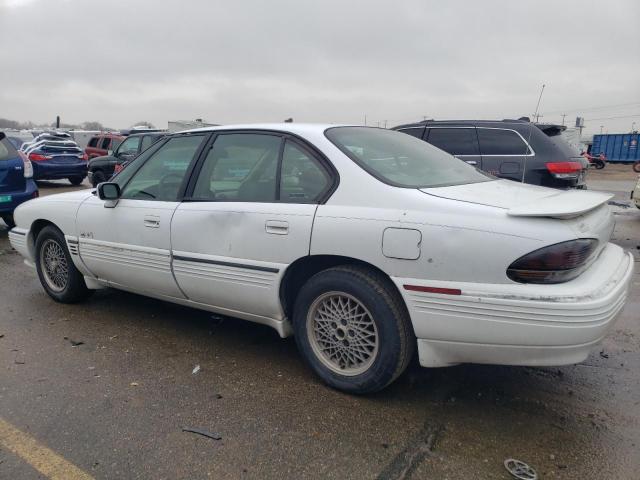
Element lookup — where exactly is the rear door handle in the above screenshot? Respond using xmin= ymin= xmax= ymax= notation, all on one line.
xmin=144 ymin=215 xmax=160 ymax=228
xmin=265 ymin=220 xmax=289 ymax=235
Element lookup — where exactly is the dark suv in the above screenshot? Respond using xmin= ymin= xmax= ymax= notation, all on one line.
xmin=88 ymin=132 xmax=167 ymax=186
xmin=392 ymin=119 xmax=588 ymax=189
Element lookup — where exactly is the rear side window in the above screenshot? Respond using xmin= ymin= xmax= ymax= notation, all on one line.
xmin=0 ymin=138 xmax=20 ymax=161
xmin=426 ymin=128 xmax=479 ymax=155
xmin=478 ymin=128 xmax=531 ymax=155
xmin=88 ymin=137 xmax=99 ymax=147
xmin=280 ymin=140 xmax=331 ymax=202
xmin=397 ymin=127 xmax=424 ymax=139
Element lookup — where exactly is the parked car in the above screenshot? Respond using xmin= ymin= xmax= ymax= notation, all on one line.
xmin=0 ymin=132 xmax=38 ymax=228
xmin=23 ymin=138 xmax=88 ymax=185
xmin=8 ymin=125 xmax=633 ymax=393
xmin=631 ymin=176 xmax=640 ymax=209
xmin=393 ymin=119 xmax=589 ymax=189
xmin=88 ymin=132 xmax=168 ymax=186
xmin=85 ymin=133 xmax=125 ymax=159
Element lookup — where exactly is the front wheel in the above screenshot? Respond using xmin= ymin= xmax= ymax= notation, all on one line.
xmin=1 ymin=214 xmax=15 ymax=229
xmin=91 ymin=170 xmax=106 ymax=187
xmin=35 ymin=226 xmax=92 ymax=303
xmin=633 ymin=162 xmax=640 ymax=173
xmin=293 ymin=265 xmax=414 ymax=394
xmin=68 ymin=176 xmax=85 ymax=186
xmin=595 ymin=161 xmax=605 ymax=170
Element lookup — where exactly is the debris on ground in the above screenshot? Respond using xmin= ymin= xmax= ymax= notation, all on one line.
xmin=215 ymin=394 xmax=223 ymax=399
xmin=599 ymin=350 xmax=609 ymax=359
xmin=130 ymin=382 xmax=139 ymax=387
xmin=182 ymin=427 xmax=222 ymax=441
xmin=64 ymin=336 xmax=84 ymax=347
xmin=504 ymin=458 xmax=538 ymax=480
xmin=192 ymin=364 xmax=201 ymax=375
xmin=0 ymin=333 xmax=4 ymax=338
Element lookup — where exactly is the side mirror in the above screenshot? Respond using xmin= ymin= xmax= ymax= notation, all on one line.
xmin=97 ymin=182 xmax=121 ymax=208
xmin=107 ymin=150 xmax=113 ymax=156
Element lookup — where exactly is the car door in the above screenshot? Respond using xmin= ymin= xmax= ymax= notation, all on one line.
xmin=477 ymin=127 xmax=533 ymax=180
xmin=76 ymin=134 xmax=207 ymax=297
xmin=170 ymin=132 xmax=335 ymax=319
xmin=424 ymin=127 xmax=481 ymax=167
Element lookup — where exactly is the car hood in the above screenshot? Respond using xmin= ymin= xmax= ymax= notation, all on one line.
xmin=421 ymin=179 xmax=612 ymax=218
xmin=88 ymin=155 xmax=117 ymax=166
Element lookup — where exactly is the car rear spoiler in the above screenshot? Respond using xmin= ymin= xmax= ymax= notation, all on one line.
xmin=507 ymin=190 xmax=613 ymax=218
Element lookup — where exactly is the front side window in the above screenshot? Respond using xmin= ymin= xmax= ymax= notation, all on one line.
xmin=326 ymin=127 xmax=490 ymax=188
xmin=280 ymin=141 xmax=330 ymax=202
xmin=192 ymin=134 xmax=281 ymax=202
xmin=426 ymin=128 xmax=479 ymax=155
xmin=120 ymin=135 xmax=204 ymax=201
xmin=100 ymin=137 xmax=111 ymax=149
xmin=477 ymin=128 xmax=531 ymax=155
xmin=141 ymin=135 xmax=160 ymax=151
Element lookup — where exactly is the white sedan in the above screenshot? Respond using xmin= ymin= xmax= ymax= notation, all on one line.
xmin=9 ymin=124 xmax=634 ymax=393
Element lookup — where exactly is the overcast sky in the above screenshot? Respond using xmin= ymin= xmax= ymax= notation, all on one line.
xmin=1 ymin=0 xmax=638 ymax=135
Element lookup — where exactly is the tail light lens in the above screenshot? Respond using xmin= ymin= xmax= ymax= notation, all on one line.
xmin=546 ymin=161 xmax=582 ymax=179
xmin=82 ymin=153 xmax=88 ymax=161
xmin=18 ymin=151 xmax=33 ymax=178
xmin=507 ymin=239 xmax=598 ymax=284
xmin=28 ymin=153 xmax=52 ymax=162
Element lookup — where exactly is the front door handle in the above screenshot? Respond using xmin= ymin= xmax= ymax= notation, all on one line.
xmin=265 ymin=220 xmax=289 ymax=235
xmin=144 ymin=215 xmax=160 ymax=228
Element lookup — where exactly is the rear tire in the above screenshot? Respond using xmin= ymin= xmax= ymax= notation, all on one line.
xmin=293 ymin=265 xmax=414 ymax=394
xmin=633 ymin=162 xmax=640 ymax=173
xmin=595 ymin=161 xmax=605 ymax=170
xmin=1 ymin=214 xmax=15 ymax=229
xmin=91 ymin=170 xmax=106 ymax=187
xmin=35 ymin=226 xmax=92 ymax=303
xmin=68 ymin=176 xmax=85 ymax=186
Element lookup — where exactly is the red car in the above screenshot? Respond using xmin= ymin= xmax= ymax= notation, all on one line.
xmin=84 ymin=133 xmax=125 ymax=159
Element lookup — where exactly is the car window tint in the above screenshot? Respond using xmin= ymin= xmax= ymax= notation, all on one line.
xmin=326 ymin=127 xmax=491 ymax=188
xmin=88 ymin=137 xmax=99 ymax=147
xmin=477 ymin=128 xmax=530 ymax=155
xmin=280 ymin=141 xmax=330 ymax=202
xmin=397 ymin=127 xmax=424 ymax=138
xmin=100 ymin=137 xmax=111 ymax=149
xmin=193 ymin=134 xmax=281 ymax=202
xmin=427 ymin=128 xmax=479 ymax=155
xmin=120 ymin=135 xmax=203 ymax=201
xmin=119 ymin=136 xmax=140 ymax=154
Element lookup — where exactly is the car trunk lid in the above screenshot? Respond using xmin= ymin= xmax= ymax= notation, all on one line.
xmin=421 ymin=179 xmax=612 ymax=218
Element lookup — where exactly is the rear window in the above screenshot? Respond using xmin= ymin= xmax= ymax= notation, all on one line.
xmin=325 ymin=127 xmax=491 ymax=188
xmin=544 ymin=130 xmax=582 ymax=158
xmin=0 ymin=138 xmax=19 ymax=161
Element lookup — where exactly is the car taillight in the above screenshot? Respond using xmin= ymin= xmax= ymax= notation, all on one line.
xmin=19 ymin=151 xmax=34 ymax=178
xmin=82 ymin=153 xmax=88 ymax=161
xmin=546 ymin=161 xmax=582 ymax=179
xmin=507 ymin=239 xmax=598 ymax=284
xmin=28 ymin=153 xmax=52 ymax=162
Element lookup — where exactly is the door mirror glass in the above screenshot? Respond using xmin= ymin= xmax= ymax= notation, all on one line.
xmin=97 ymin=182 xmax=121 ymax=200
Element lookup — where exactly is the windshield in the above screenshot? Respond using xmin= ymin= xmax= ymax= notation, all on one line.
xmin=325 ymin=127 xmax=491 ymax=188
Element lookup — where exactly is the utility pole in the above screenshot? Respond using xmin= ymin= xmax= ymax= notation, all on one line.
xmin=364 ymin=114 xmax=367 ymax=126
xmin=534 ymin=113 xmax=543 ymax=123
xmin=383 ymin=120 xmax=388 ymax=129
xmin=561 ymin=114 xmax=566 ymax=126
xmin=600 ymin=125 xmax=604 ymax=134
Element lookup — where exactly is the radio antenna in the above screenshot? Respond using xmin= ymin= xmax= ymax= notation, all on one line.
xmin=522 ymin=83 xmax=545 ymax=183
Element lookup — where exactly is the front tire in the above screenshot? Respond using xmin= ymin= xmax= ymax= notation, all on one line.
xmin=91 ymin=170 xmax=106 ymax=187
xmin=293 ymin=265 xmax=414 ymax=394
xmin=68 ymin=176 xmax=85 ymax=186
xmin=35 ymin=226 xmax=92 ymax=303
xmin=595 ymin=161 xmax=605 ymax=170
xmin=1 ymin=214 xmax=15 ymax=229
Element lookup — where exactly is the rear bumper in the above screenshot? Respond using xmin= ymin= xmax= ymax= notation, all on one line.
xmin=394 ymin=243 xmax=634 ymax=367
xmin=0 ymin=179 xmax=38 ymax=214
xmin=33 ymin=162 xmax=87 ymax=180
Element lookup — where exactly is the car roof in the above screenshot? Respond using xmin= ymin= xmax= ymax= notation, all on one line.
xmin=180 ymin=123 xmax=348 ymax=135
xmin=128 ymin=131 xmax=167 ymax=138
xmin=393 ymin=119 xmax=532 ymax=129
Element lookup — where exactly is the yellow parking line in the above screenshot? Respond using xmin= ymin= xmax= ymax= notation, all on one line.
xmin=0 ymin=417 xmax=94 ymax=480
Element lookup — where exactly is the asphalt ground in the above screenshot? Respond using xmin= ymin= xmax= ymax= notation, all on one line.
xmin=1 ymin=165 xmax=639 ymax=479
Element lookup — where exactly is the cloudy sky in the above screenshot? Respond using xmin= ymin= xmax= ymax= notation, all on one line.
xmin=1 ymin=0 xmax=638 ymax=134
